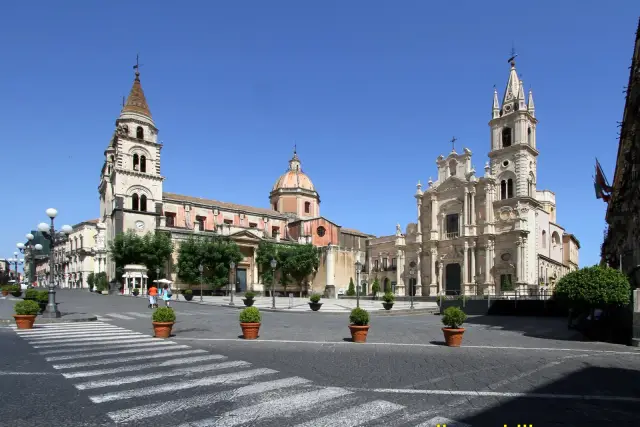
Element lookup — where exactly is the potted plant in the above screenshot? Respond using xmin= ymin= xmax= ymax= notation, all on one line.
xmin=441 ymin=306 xmax=467 ymax=347
xmin=382 ymin=291 xmax=395 ymax=310
xmin=24 ymin=289 xmax=38 ymax=301
xmin=183 ymin=289 xmax=194 ymax=301
xmin=13 ymin=300 xmax=40 ymax=329
xmin=1 ymin=286 xmax=10 ymax=297
xmin=10 ymin=284 xmax=22 ymax=298
xmin=36 ymin=290 xmax=49 ymax=314
xmin=308 ymin=293 xmax=322 ymax=311
xmin=243 ymin=291 xmax=256 ymax=307
xmin=348 ymin=307 xmax=370 ymax=343
xmin=152 ymin=307 xmax=176 ymax=338
xmin=239 ymin=307 xmax=261 ymax=339
xmin=132 ymin=287 xmax=140 ymax=297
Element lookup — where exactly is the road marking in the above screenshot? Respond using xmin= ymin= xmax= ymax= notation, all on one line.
xmin=38 ymin=340 xmax=178 ymax=355
xmin=61 ymin=355 xmax=227 ymax=378
xmin=350 ymin=387 xmax=640 ymax=403
xmin=103 ymin=313 xmax=136 ymax=320
xmin=52 ymin=349 xmax=208 ymax=369
xmin=107 ymin=376 xmax=311 ymax=423
xmin=293 ymin=400 xmax=404 ymax=427
xmin=75 ymin=360 xmax=252 ymax=389
xmin=22 ymin=331 xmax=143 ymax=341
xmin=95 ymin=316 xmax=109 ymax=321
xmin=180 ymin=386 xmax=351 ymax=427
xmin=16 ymin=326 xmax=117 ymax=334
xmin=172 ymin=338 xmax=640 ymax=355
xmin=33 ymin=337 xmax=158 ymax=349
xmin=16 ymin=327 xmax=125 ymax=336
xmin=414 ymin=417 xmax=472 ymax=427
xmin=45 ymin=344 xmax=192 ymax=361
xmin=24 ymin=333 xmax=146 ymax=344
xmin=0 ymin=371 xmax=60 ymax=376
xmin=124 ymin=312 xmax=148 ymax=318
xmin=91 ymin=367 xmax=278 ymax=403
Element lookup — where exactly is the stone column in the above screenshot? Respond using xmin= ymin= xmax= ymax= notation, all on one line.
xmin=430 ymin=247 xmax=438 ymax=296
xmin=470 ymin=243 xmax=476 ymax=294
xmin=326 ymin=245 xmax=336 ymax=299
xmin=463 ymin=188 xmax=469 ymax=232
xmin=431 ymin=197 xmax=438 ymax=230
xmin=396 ymin=249 xmax=405 ymax=296
xmin=484 ymin=241 xmax=492 ymax=285
xmin=515 ymin=238 xmax=521 ymax=283
xmin=415 ymin=247 xmax=423 ymax=296
xmin=471 ymin=189 xmax=477 ymax=225
xmin=521 ymin=237 xmax=527 ymax=285
xmin=462 ymin=241 xmax=469 ymax=292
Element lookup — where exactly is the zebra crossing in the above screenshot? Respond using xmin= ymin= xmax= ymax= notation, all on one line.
xmin=10 ymin=322 xmax=467 ymax=426
xmin=95 ymin=310 xmax=214 ymax=322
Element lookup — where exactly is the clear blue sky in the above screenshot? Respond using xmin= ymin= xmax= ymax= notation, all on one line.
xmin=1 ymin=1 xmax=637 ymax=269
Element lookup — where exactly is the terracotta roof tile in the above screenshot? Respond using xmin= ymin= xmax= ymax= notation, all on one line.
xmin=121 ymin=72 xmax=152 ymax=118
xmin=163 ymin=192 xmax=286 ymax=217
xmin=341 ymin=227 xmax=375 ymax=237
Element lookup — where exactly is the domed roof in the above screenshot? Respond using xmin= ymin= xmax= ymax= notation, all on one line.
xmin=272 ymin=149 xmax=316 ymax=192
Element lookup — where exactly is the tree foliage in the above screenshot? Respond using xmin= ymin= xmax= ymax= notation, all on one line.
xmin=255 ymin=242 xmax=319 ymax=296
xmin=87 ymin=272 xmax=95 ymax=290
xmin=371 ymin=278 xmax=380 ymax=296
xmin=346 ymin=277 xmax=356 ymax=296
xmin=554 ymin=265 xmax=631 ymax=311
xmin=109 ymin=231 xmax=173 ymax=281
xmin=176 ymin=236 xmax=244 ymax=289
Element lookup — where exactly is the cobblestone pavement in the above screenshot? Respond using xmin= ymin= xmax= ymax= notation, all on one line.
xmin=1 ymin=289 xmax=638 ymax=426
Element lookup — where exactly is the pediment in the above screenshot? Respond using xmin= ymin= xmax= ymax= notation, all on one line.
xmin=229 ymin=229 xmax=262 ymax=241
xmin=436 ymin=177 xmax=465 ymax=192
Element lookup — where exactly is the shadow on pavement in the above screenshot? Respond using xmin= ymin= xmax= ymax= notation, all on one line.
xmin=464 ymin=315 xmax=585 ymax=342
xmin=458 ymin=366 xmax=640 ymax=426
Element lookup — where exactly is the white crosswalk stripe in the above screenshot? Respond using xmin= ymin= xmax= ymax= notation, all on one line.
xmin=103 ymin=313 xmax=135 ymax=320
xmin=123 ymin=312 xmax=148 ymax=318
xmin=12 ymin=321 xmax=424 ymax=426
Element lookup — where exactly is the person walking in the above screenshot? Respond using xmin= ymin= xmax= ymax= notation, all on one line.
xmin=161 ymin=284 xmax=172 ymax=308
xmin=148 ymin=285 xmax=158 ymax=309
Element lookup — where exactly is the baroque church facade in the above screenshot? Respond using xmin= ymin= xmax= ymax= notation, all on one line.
xmin=369 ymin=59 xmax=580 ymax=297
xmin=98 ymin=68 xmax=372 ymax=295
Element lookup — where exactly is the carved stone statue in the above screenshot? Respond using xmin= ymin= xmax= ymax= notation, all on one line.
xmin=396 ymin=223 xmax=402 ymax=236
xmin=95 ymin=222 xmax=106 ymax=250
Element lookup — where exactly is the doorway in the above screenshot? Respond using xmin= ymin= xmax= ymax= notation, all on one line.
xmin=408 ymin=278 xmax=417 ymax=296
xmin=236 ymin=268 xmax=247 ymax=292
xmin=445 ymin=263 xmax=461 ymax=295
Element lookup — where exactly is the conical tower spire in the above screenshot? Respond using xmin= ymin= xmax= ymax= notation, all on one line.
xmin=517 ymin=78 xmax=526 ymax=110
xmin=120 ymin=56 xmax=153 ymax=124
xmin=528 ymin=89 xmax=535 ymax=117
xmin=492 ymin=87 xmax=500 ymax=119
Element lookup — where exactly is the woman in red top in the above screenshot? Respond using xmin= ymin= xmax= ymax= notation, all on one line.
xmin=148 ymin=286 xmax=158 ymax=308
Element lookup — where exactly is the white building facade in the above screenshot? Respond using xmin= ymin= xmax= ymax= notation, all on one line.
xmin=393 ymin=59 xmax=580 ymax=297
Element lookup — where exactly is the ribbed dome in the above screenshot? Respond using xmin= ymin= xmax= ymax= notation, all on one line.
xmin=272 ymin=149 xmax=316 ymax=192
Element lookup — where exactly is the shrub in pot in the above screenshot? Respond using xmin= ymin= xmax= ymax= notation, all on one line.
xmin=14 ymin=300 xmax=40 ymax=329
xmin=183 ymin=289 xmax=194 ymax=301
xmin=10 ymin=284 xmax=22 ymax=298
xmin=152 ymin=306 xmax=176 ymax=338
xmin=24 ymin=289 xmax=38 ymax=301
xmin=382 ymin=291 xmax=395 ymax=310
xmin=36 ymin=290 xmax=49 ymax=313
xmin=308 ymin=293 xmax=323 ymax=311
xmin=441 ymin=306 xmax=467 ymax=347
xmin=239 ymin=307 xmax=261 ymax=339
xmin=348 ymin=307 xmax=370 ymax=343
xmin=132 ymin=287 xmax=140 ymax=296
xmin=243 ymin=291 xmax=256 ymax=307
xmin=1 ymin=285 xmax=10 ymax=297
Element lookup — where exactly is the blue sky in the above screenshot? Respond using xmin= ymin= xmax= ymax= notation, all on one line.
xmin=0 ymin=1 xmax=637 ymax=269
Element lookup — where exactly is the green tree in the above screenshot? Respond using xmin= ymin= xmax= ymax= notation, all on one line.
xmin=554 ymin=265 xmax=631 ymax=313
xmin=282 ymin=244 xmax=320 ymax=297
xmin=108 ymin=231 xmax=173 ymax=281
xmin=256 ymin=241 xmax=279 ymax=294
xmin=86 ymin=272 xmax=95 ymax=290
xmin=142 ymin=232 xmax=174 ymax=279
xmin=371 ymin=278 xmax=380 ymax=298
xmin=176 ymin=236 xmax=243 ymax=290
xmin=94 ymin=272 xmax=108 ymax=292
xmin=346 ymin=277 xmax=356 ymax=296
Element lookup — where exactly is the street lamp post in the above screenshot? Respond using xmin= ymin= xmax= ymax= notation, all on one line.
xmin=354 ymin=259 xmax=362 ymax=308
xmin=409 ymin=268 xmax=415 ymax=309
xmin=229 ymin=261 xmax=235 ymax=306
xmin=17 ymin=234 xmax=37 ymax=285
xmin=37 ymin=208 xmax=72 ymax=318
xmin=7 ymin=252 xmax=23 ymax=284
xmin=270 ymin=258 xmax=277 ymax=309
xmin=198 ymin=264 xmax=204 ymax=302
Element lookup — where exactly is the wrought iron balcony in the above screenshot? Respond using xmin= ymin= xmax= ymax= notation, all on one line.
xmin=445 ymin=231 xmax=459 ymax=239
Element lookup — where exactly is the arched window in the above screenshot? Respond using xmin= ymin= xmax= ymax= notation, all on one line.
xmin=502 ymin=127 xmax=512 ymax=148
xmin=552 ymin=231 xmax=561 ymax=247
xmin=304 ymin=201 xmax=311 ymax=214
xmin=507 ymin=179 xmax=514 ymax=198
xmin=133 ymin=154 xmax=139 ymax=171
xmin=449 ymin=160 xmax=457 ymax=176
xmin=501 ymin=180 xmax=507 ymax=199
xmin=542 ymin=230 xmax=547 ymax=248
xmin=140 ymin=155 xmax=146 ymax=173
xmin=273 ymin=202 xmax=278 ymax=211
xmin=122 ymin=125 xmax=129 ymax=135
xmin=132 ymin=193 xmax=139 ymax=211
xmin=140 ymin=195 xmax=147 ymax=212
xmin=527 ymin=127 xmax=532 ymax=146
xmin=136 ymin=126 xmax=144 ymax=139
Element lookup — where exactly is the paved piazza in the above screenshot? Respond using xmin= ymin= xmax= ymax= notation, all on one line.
xmin=1 ymin=290 xmax=639 ymax=427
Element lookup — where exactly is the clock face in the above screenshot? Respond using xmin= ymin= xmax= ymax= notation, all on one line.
xmin=135 ymin=221 xmax=145 ymax=230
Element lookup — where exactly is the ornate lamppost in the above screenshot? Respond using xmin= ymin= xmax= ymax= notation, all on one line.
xmin=37 ymin=208 xmax=72 ymax=318
xmin=228 ymin=261 xmax=236 ymax=306
xmin=7 ymin=252 xmax=23 ymax=284
xmin=354 ymin=259 xmax=362 ymax=308
xmin=198 ymin=263 xmax=204 ymax=302
xmin=17 ymin=234 xmax=39 ymax=286
xmin=270 ymin=258 xmax=277 ymax=309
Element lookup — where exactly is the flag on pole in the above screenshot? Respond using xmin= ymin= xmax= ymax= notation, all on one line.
xmin=594 ymin=158 xmax=612 ymax=202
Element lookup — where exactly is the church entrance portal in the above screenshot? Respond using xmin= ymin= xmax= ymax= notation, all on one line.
xmin=408 ymin=278 xmax=417 ymax=297
xmin=445 ymin=263 xmax=461 ymax=295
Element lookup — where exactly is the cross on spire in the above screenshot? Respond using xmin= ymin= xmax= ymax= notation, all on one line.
xmin=507 ymin=44 xmax=518 ymax=66
xmin=133 ymin=53 xmax=143 ymax=79
xmin=451 ymin=136 xmax=457 ymax=152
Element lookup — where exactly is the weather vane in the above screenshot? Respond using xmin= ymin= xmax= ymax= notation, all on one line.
xmin=133 ymin=53 xmax=143 ymax=76
xmin=507 ymin=45 xmax=518 ymax=66
xmin=451 ymin=136 xmax=457 ymax=152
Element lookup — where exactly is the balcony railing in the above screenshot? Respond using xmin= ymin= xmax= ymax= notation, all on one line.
xmin=445 ymin=231 xmax=459 ymax=239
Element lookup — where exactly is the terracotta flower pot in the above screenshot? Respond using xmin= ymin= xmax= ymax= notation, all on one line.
xmin=308 ymin=302 xmax=322 ymax=311
xmin=348 ymin=324 xmax=370 ymax=343
xmin=152 ymin=321 xmax=174 ymax=338
xmin=240 ymin=322 xmax=260 ymax=339
xmin=13 ymin=314 xmax=37 ymax=329
xmin=1 ymin=290 xmax=9 ymax=297
xmin=442 ymin=327 xmax=465 ymax=347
